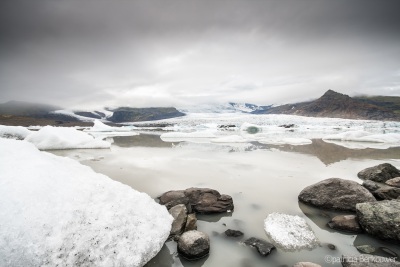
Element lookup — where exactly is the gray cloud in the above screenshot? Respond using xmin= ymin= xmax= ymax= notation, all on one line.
xmin=1 ymin=0 xmax=400 ymax=109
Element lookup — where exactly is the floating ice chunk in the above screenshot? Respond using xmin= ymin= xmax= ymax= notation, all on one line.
xmin=264 ymin=212 xmax=318 ymax=251
xmin=87 ymin=120 xmax=135 ymax=132
xmin=323 ymin=130 xmax=372 ymax=141
xmin=160 ymin=131 xmax=216 ymax=143
xmin=25 ymin=126 xmax=111 ymax=150
xmin=211 ymin=135 xmax=249 ymax=143
xmin=357 ymin=133 xmax=400 ymax=143
xmin=0 ymin=138 xmax=172 ymax=267
xmin=259 ymin=138 xmax=312 ymax=146
xmin=240 ymin=122 xmax=264 ymax=134
xmin=0 ymin=125 xmax=31 ymax=140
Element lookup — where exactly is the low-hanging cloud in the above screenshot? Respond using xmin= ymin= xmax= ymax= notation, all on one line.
xmin=1 ymin=0 xmax=399 ymax=109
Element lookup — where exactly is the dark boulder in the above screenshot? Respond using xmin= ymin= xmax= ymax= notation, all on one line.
xmin=184 ymin=213 xmax=197 ymax=232
xmin=244 ymin=237 xmax=275 ymax=256
xmin=327 ymin=215 xmax=362 ymax=233
xmin=159 ymin=188 xmax=234 ymax=214
xmin=225 ymin=229 xmax=244 ymax=237
xmin=356 ymin=200 xmax=400 ymax=242
xmin=298 ymin=178 xmax=376 ymax=211
xmin=177 ymin=230 xmax=210 ymax=260
xmin=362 ymin=180 xmax=400 ymax=200
xmin=358 ymin=163 xmax=400 ymax=183
xmin=386 ymin=177 xmax=400 ymax=188
xmin=168 ymin=204 xmax=188 ymax=237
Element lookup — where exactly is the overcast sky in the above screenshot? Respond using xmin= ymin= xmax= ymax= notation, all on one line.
xmin=1 ymin=0 xmax=400 ymax=109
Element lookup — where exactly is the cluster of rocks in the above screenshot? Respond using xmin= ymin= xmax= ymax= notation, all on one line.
xmin=298 ymin=163 xmax=400 ymax=266
xmin=158 ymin=188 xmax=234 ymax=260
xmin=158 ymin=187 xmax=279 ymax=261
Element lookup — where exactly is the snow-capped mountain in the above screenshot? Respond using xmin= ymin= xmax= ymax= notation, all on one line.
xmin=177 ymin=102 xmax=269 ymax=114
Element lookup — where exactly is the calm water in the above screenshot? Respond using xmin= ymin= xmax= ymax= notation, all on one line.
xmin=51 ymin=134 xmax=400 ymax=267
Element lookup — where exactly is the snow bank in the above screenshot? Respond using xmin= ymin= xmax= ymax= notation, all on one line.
xmin=0 ymin=138 xmax=172 ymax=267
xmin=211 ymin=135 xmax=249 ymax=143
xmin=25 ymin=126 xmax=111 ymax=150
xmin=0 ymin=125 xmax=31 ymax=140
xmin=264 ymin=213 xmax=318 ymax=251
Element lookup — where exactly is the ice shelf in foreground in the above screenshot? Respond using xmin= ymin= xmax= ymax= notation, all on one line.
xmin=0 ymin=138 xmax=172 ymax=267
xmin=25 ymin=125 xmax=111 ymax=150
xmin=264 ymin=212 xmax=318 ymax=251
xmin=0 ymin=125 xmax=31 ymax=140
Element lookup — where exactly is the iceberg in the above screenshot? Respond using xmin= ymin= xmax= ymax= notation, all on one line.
xmin=0 ymin=125 xmax=31 ymax=140
xmin=259 ymin=137 xmax=312 ymax=146
xmin=323 ymin=131 xmax=400 ymax=149
xmin=87 ymin=120 xmax=135 ymax=132
xmin=264 ymin=212 xmax=318 ymax=251
xmin=25 ymin=125 xmax=111 ymax=150
xmin=0 ymin=138 xmax=172 ymax=267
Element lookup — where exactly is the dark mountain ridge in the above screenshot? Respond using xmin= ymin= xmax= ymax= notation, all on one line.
xmin=260 ymin=90 xmax=400 ymax=121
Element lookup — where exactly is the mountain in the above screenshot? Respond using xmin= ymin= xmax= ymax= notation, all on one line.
xmin=354 ymin=95 xmax=400 ymax=115
xmin=178 ymin=102 xmax=270 ymax=114
xmin=261 ymin=90 xmax=400 ymax=121
xmin=108 ymin=107 xmax=185 ymax=123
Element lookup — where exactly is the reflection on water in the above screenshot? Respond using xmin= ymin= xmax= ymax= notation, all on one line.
xmin=49 ymin=134 xmax=400 ymax=266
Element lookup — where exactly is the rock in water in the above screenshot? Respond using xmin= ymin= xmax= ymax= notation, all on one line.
xmin=356 ymin=200 xmax=400 ymax=242
xmin=363 ymin=180 xmax=400 ymax=200
xmin=386 ymin=177 xmax=400 ymax=188
xmin=184 ymin=213 xmax=197 ymax=232
xmin=244 ymin=237 xmax=275 ymax=256
xmin=168 ymin=204 xmax=188 ymax=237
xmin=356 ymin=245 xmax=376 ymax=254
xmin=298 ymin=178 xmax=376 ymax=211
xmin=159 ymin=188 xmax=234 ymax=214
xmin=177 ymin=231 xmax=210 ymax=260
xmin=342 ymin=254 xmax=400 ymax=267
xmin=225 ymin=229 xmax=244 ymax=237
xmin=327 ymin=215 xmax=363 ymax=233
xmin=358 ymin=163 xmax=400 ymax=183
xmin=264 ymin=213 xmax=318 ymax=251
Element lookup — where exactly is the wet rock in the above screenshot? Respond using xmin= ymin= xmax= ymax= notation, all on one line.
xmin=164 ymin=197 xmax=191 ymax=212
xmin=184 ymin=213 xmax=197 ymax=232
xmin=327 ymin=244 xmax=336 ymax=250
xmin=358 ymin=163 xmax=400 ymax=183
xmin=298 ymin=178 xmax=376 ymax=211
xmin=279 ymin=124 xmax=296 ymax=128
xmin=356 ymin=245 xmax=376 ymax=254
xmin=327 ymin=215 xmax=362 ymax=233
xmin=159 ymin=188 xmax=234 ymax=214
xmin=293 ymin=263 xmax=321 ymax=267
xmin=380 ymin=247 xmax=398 ymax=258
xmin=169 ymin=204 xmax=188 ymax=237
xmin=386 ymin=177 xmax=400 ymax=188
xmin=177 ymin=230 xmax=210 ymax=260
xmin=244 ymin=237 xmax=275 ymax=256
xmin=342 ymin=254 xmax=400 ymax=267
xmin=356 ymin=200 xmax=400 ymax=242
xmin=225 ymin=229 xmax=244 ymax=237
xmin=363 ymin=180 xmax=400 ymax=200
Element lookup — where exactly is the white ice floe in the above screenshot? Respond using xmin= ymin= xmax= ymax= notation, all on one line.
xmin=87 ymin=120 xmax=134 ymax=132
xmin=25 ymin=126 xmax=111 ymax=150
xmin=323 ymin=130 xmax=400 ymax=149
xmin=0 ymin=138 xmax=172 ymax=267
xmin=0 ymin=125 xmax=31 ymax=140
xmin=211 ymin=135 xmax=249 ymax=143
xmin=160 ymin=131 xmax=216 ymax=143
xmin=264 ymin=212 xmax=318 ymax=251
xmin=259 ymin=137 xmax=312 ymax=146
